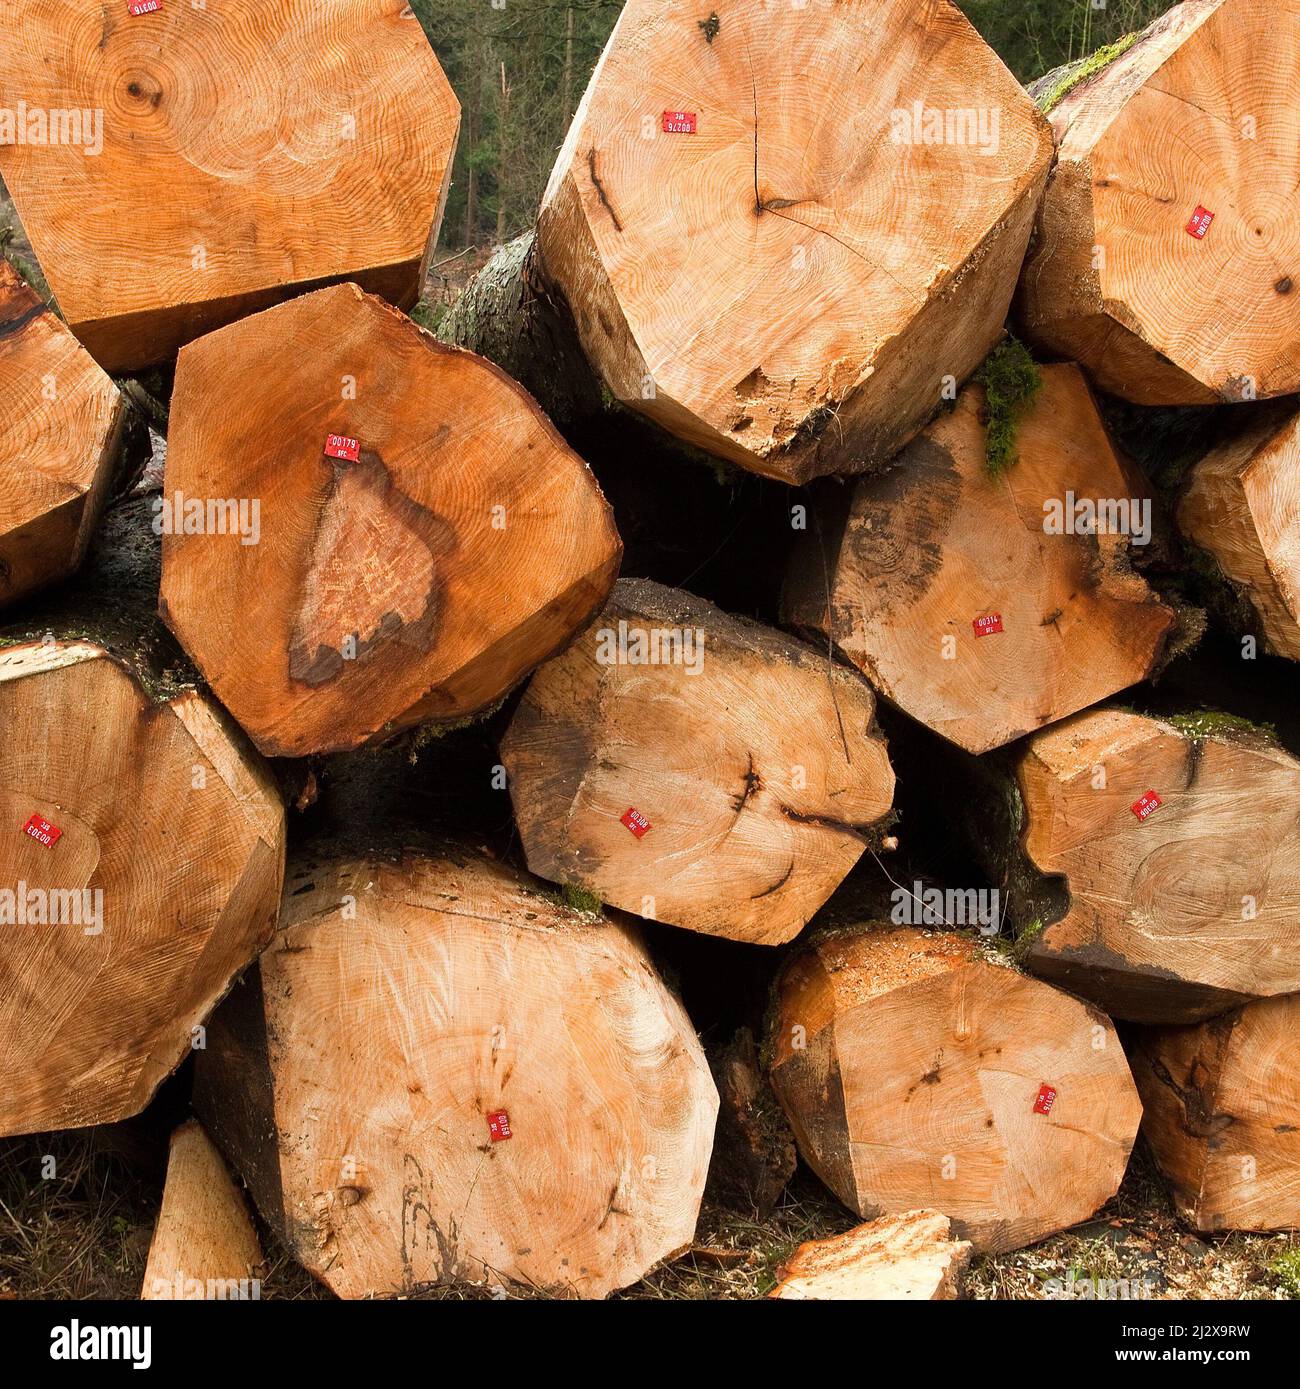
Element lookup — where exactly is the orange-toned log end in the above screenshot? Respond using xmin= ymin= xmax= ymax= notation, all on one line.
xmin=159 ymin=283 xmax=621 ymax=758
xmin=141 ymin=1120 xmax=263 ymax=1301
xmin=1132 ymin=997 xmax=1300 ymax=1233
xmin=536 ymin=0 xmax=1052 ymax=483
xmin=1178 ymin=404 xmax=1300 ymax=661
xmin=783 ymin=364 xmax=1175 ymax=753
xmin=500 ymin=578 xmax=895 ymax=946
xmin=767 ymin=925 xmax=1141 ymax=1254
xmin=1016 ymin=708 xmax=1300 ymax=1024
xmin=0 ymin=1 xmax=460 ymax=372
xmin=770 ymin=1208 xmax=971 ymax=1300
xmin=0 ymin=640 xmax=285 ymax=1138
xmin=0 ymin=262 xmax=125 ymax=608
xmin=193 ymin=848 xmax=719 ymax=1300
xmin=1018 ymin=0 xmax=1300 ymax=405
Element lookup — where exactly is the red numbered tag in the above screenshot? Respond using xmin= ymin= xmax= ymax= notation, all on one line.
xmin=487 ymin=1110 xmax=512 ymax=1142
xmin=621 ymin=807 xmax=651 ymax=838
xmin=662 ymin=110 xmax=697 ymax=134
xmin=128 ymin=0 xmax=162 ymax=13
xmin=1186 ymin=206 xmax=1214 ymax=239
xmin=1131 ymin=790 xmax=1162 ymax=821
xmin=22 ymin=813 xmax=62 ymax=848
xmin=324 ymin=434 xmax=360 ymax=462
xmin=972 ymin=613 xmax=1003 ymax=637
xmin=1034 ymin=1084 xmax=1057 ymax=1116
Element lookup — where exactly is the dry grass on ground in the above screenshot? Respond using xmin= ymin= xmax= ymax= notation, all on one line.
xmin=2 ymin=1128 xmax=1298 ymax=1302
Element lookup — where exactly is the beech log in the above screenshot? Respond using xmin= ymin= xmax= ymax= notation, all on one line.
xmin=194 ymin=846 xmax=718 ymax=1299
xmin=0 ymin=639 xmax=284 ymax=1136
xmin=1010 ymin=707 xmax=1300 ymax=1023
xmin=1018 ymin=0 xmax=1300 ymax=404
xmin=1 ymin=0 xmax=459 ymax=370
xmin=0 ymin=261 xmax=124 ymax=607
xmin=160 ymin=283 xmax=620 ymax=757
xmin=500 ymin=578 xmax=895 ymax=945
xmin=783 ymin=364 xmax=1175 ymax=752
xmin=768 ymin=925 xmax=1141 ymax=1252
xmin=142 ymin=1120 xmax=263 ymax=1300
xmin=1133 ymin=995 xmax=1300 ymax=1232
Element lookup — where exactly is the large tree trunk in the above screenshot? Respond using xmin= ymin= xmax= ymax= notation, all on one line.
xmin=1177 ymin=402 xmax=1300 ymax=661
xmin=441 ymin=232 xmax=609 ymax=429
xmin=499 ymin=578 xmax=895 ymax=945
xmin=159 ymin=282 xmax=620 ymax=757
xmin=451 ymin=0 xmax=1051 ymax=484
xmin=0 ymin=261 xmax=126 ymax=607
xmin=1017 ymin=0 xmax=1300 ymax=405
xmin=0 ymin=1 xmax=460 ymax=372
xmin=1005 ymin=707 xmax=1300 ymax=1024
xmin=0 ymin=637 xmax=285 ymax=1137
xmin=783 ymin=364 xmax=1177 ymax=752
xmin=1132 ymin=995 xmax=1300 ymax=1232
xmin=767 ymin=924 xmax=1142 ymax=1253
xmin=142 ymin=1120 xmax=263 ymax=1300
xmin=193 ymin=846 xmax=718 ymax=1300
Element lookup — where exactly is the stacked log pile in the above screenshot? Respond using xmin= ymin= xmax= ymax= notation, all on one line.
xmin=2 ymin=0 xmax=1300 ymax=1305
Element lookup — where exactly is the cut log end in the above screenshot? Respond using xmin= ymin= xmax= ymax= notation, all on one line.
xmin=784 ymin=364 xmax=1174 ymax=753
xmin=160 ymin=283 xmax=620 ymax=757
xmin=141 ymin=1120 xmax=263 ymax=1301
xmin=768 ymin=924 xmax=1141 ymax=1253
xmin=1018 ymin=707 xmax=1300 ymax=1023
xmin=194 ymin=847 xmax=718 ymax=1299
xmin=1134 ymin=996 xmax=1300 ymax=1232
xmin=1 ymin=4 xmax=460 ymax=371
xmin=501 ymin=577 xmax=895 ymax=945
xmin=770 ymin=1208 xmax=971 ymax=1301
xmin=536 ymin=0 xmax=1051 ymax=481
xmin=1178 ymin=405 xmax=1300 ymax=662
xmin=1018 ymin=0 xmax=1300 ymax=404
xmin=0 ymin=640 xmax=285 ymax=1137
xmin=0 ymin=262 xmax=125 ymax=608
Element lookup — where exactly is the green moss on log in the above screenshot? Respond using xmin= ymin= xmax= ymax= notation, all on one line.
xmin=1035 ymin=33 xmax=1138 ymax=115
xmin=977 ymin=337 xmax=1042 ymax=476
